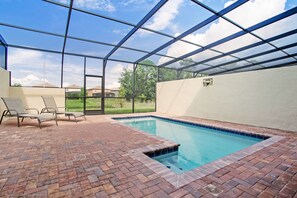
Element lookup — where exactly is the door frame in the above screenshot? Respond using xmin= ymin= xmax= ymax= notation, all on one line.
xmin=83 ymin=74 xmax=103 ymax=115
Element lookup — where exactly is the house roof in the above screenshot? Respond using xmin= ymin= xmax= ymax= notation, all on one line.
xmin=65 ymin=84 xmax=81 ymax=89
xmin=110 ymin=88 xmax=120 ymax=91
xmin=87 ymin=86 xmax=101 ymax=90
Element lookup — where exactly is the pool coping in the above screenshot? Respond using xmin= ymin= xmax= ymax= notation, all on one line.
xmin=112 ymin=115 xmax=285 ymax=188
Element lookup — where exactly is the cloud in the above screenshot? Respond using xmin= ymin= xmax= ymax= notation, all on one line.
xmin=144 ymin=0 xmax=184 ymax=32
xmin=105 ymin=62 xmax=133 ymax=88
xmin=108 ymin=81 xmax=121 ymax=89
xmin=8 ymin=49 xmax=43 ymax=66
xmin=119 ymin=0 xmax=161 ymax=12
xmin=121 ymin=0 xmax=158 ymax=7
xmin=8 ymin=49 xmax=61 ymax=68
xmin=121 ymin=0 xmax=138 ymax=6
xmin=8 ymin=49 xmax=61 ymax=86
xmin=58 ymin=0 xmax=116 ymax=12
xmin=7 ymin=49 xmax=127 ymax=88
xmin=112 ymin=28 xmax=131 ymax=36
xmin=157 ymin=0 xmax=293 ymax=72
xmin=12 ymin=74 xmax=49 ymax=86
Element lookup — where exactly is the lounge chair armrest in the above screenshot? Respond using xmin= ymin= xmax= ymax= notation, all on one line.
xmin=56 ymin=107 xmax=66 ymax=111
xmin=25 ymin=108 xmax=39 ymax=114
xmin=6 ymin=109 xmax=19 ymax=116
xmin=41 ymin=107 xmax=57 ymax=114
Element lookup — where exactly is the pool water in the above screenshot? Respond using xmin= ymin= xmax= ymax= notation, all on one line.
xmin=116 ymin=116 xmax=263 ymax=174
xmin=153 ymin=151 xmax=197 ymax=174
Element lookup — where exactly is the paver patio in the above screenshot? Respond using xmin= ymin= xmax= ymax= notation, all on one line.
xmin=0 ymin=114 xmax=296 ymax=197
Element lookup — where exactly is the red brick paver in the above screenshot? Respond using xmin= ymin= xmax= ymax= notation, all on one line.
xmin=0 ymin=114 xmax=296 ymax=197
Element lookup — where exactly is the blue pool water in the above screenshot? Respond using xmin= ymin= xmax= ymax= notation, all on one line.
xmin=116 ymin=116 xmax=263 ymax=174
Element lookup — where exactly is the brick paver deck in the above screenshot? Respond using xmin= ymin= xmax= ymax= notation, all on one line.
xmin=0 ymin=114 xmax=296 ymax=197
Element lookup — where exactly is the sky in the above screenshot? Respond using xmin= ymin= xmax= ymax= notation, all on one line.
xmin=0 ymin=0 xmax=296 ymax=87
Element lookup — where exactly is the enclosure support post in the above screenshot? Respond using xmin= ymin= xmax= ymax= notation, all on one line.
xmin=157 ymin=67 xmax=160 ymax=82
xmin=177 ymin=70 xmax=182 ymax=80
xmin=9 ymin=71 xmax=11 ymax=86
xmin=83 ymin=57 xmax=87 ymax=114
xmin=155 ymin=67 xmax=159 ymax=112
xmin=132 ymin=64 xmax=136 ymax=113
xmin=61 ymin=55 xmax=64 ymax=88
xmin=102 ymin=59 xmax=107 ymax=114
xmin=4 ymin=45 xmax=7 ymax=70
xmin=60 ymin=0 xmax=74 ymax=88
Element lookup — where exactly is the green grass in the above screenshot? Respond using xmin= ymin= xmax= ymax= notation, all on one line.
xmin=66 ymin=98 xmax=155 ymax=114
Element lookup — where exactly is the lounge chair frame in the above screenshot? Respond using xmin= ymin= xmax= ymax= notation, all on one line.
xmin=0 ymin=97 xmax=58 ymax=128
xmin=41 ymin=96 xmax=86 ymax=122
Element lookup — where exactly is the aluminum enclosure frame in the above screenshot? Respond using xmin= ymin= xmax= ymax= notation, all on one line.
xmin=0 ymin=0 xmax=297 ymax=114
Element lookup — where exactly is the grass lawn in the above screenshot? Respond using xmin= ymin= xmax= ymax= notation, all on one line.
xmin=66 ymin=98 xmax=155 ymax=114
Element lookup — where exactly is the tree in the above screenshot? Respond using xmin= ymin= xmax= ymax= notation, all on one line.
xmin=158 ymin=68 xmax=176 ymax=81
xmin=178 ymin=58 xmax=195 ymax=79
xmin=119 ymin=67 xmax=133 ymax=100
xmin=12 ymin=83 xmax=22 ymax=87
xmin=65 ymin=88 xmax=85 ymax=99
xmin=178 ymin=71 xmax=193 ymax=79
xmin=119 ymin=60 xmax=157 ymax=101
xmin=118 ymin=59 xmax=195 ymax=101
xmin=158 ymin=58 xmax=195 ymax=81
xmin=179 ymin=58 xmax=195 ymax=67
xmin=135 ymin=60 xmax=157 ymax=101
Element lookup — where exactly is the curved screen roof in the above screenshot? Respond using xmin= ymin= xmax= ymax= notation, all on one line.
xmin=0 ymin=0 xmax=296 ymax=76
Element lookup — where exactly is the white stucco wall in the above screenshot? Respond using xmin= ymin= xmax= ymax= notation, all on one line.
xmin=157 ymin=66 xmax=297 ymax=132
xmin=9 ymin=87 xmax=65 ymax=113
xmin=0 ymin=68 xmax=10 ymax=121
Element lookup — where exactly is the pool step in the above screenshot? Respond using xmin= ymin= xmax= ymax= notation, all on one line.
xmin=144 ymin=145 xmax=179 ymax=158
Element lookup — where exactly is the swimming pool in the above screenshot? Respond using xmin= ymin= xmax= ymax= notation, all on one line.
xmin=115 ymin=116 xmax=266 ymax=174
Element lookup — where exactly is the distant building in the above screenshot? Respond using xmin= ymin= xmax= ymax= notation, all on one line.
xmin=87 ymin=86 xmax=103 ymax=97
xmin=65 ymin=84 xmax=81 ymax=94
xmin=110 ymin=87 xmax=120 ymax=97
xmin=87 ymin=86 xmax=120 ymax=97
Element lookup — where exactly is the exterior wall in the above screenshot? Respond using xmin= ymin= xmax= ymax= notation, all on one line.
xmin=65 ymin=88 xmax=81 ymax=93
xmin=111 ymin=90 xmax=119 ymax=97
xmin=0 ymin=68 xmax=10 ymax=121
xmin=87 ymin=89 xmax=114 ymax=97
xmin=87 ymin=89 xmax=100 ymax=97
xmin=9 ymin=87 xmax=65 ymax=113
xmin=157 ymin=66 xmax=297 ymax=132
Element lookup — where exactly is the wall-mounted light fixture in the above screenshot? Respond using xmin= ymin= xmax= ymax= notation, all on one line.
xmin=203 ymin=78 xmax=213 ymax=86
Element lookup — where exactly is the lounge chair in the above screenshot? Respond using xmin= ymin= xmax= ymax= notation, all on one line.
xmin=41 ymin=96 xmax=86 ymax=122
xmin=0 ymin=97 xmax=57 ymax=128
